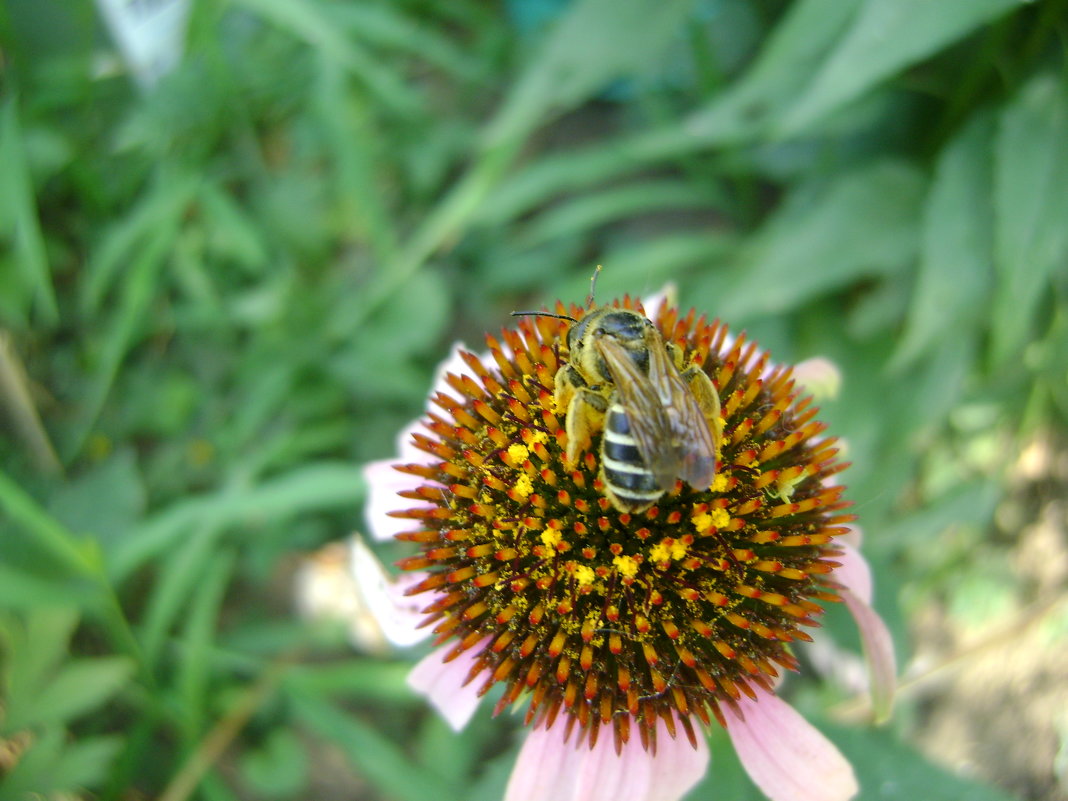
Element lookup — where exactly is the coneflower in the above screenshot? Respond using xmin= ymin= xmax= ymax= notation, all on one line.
xmin=361 ymin=289 xmax=894 ymax=801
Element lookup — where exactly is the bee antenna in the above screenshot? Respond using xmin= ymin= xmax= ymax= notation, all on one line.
xmin=511 ymin=310 xmax=577 ymax=323
xmin=586 ymin=265 xmax=602 ymax=309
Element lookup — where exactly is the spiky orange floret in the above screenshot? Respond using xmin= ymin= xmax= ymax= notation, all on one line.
xmin=393 ymin=296 xmax=853 ymax=753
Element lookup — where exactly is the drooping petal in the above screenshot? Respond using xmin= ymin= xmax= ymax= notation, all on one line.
xmin=835 ymin=544 xmax=896 ymax=722
xmin=726 ymin=692 xmax=858 ymax=801
xmin=407 ymin=644 xmax=488 ymax=731
xmin=348 ymin=535 xmax=431 ymax=647
xmin=832 ymin=541 xmax=872 ymax=604
xmin=505 ymin=715 xmax=708 ymax=801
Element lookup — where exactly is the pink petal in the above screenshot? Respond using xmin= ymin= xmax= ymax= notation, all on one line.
xmin=834 ymin=543 xmax=897 ymax=722
xmin=347 ymin=536 xmax=431 ymax=647
xmin=833 ymin=542 xmax=872 ymax=604
xmin=726 ymin=692 xmax=858 ymax=801
xmin=505 ymin=715 xmax=708 ymax=801
xmin=363 ymin=421 xmax=439 ymax=542
xmin=407 ymin=644 xmax=488 ymax=731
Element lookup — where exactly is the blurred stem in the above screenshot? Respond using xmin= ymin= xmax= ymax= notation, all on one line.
xmin=0 ymin=331 xmax=62 ymax=476
xmin=158 ymin=648 xmax=302 ymax=801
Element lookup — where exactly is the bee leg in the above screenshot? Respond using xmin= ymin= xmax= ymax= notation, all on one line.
xmin=553 ymin=364 xmax=584 ymax=411
xmin=555 ymin=380 xmax=606 ymax=467
xmin=681 ymin=366 xmax=723 ymax=442
xmin=565 ymin=389 xmax=608 ymax=467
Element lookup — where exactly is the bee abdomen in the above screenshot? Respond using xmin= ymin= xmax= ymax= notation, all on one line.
xmin=602 ymin=403 xmax=661 ymax=511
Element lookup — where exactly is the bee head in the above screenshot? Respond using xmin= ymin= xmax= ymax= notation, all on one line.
xmin=569 ymin=307 xmax=654 ymax=384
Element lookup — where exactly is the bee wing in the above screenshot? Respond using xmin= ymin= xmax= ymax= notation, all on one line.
xmin=597 ymin=335 xmax=718 ymax=491
xmin=644 ymin=336 xmax=718 ymax=489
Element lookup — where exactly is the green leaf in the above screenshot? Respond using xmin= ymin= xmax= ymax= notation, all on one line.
xmin=686 ymin=0 xmax=862 ymax=143
xmin=284 ymin=660 xmax=416 ymax=703
xmin=315 ymin=62 xmax=398 ymax=265
xmin=0 ymin=608 xmax=79 ymax=716
xmin=776 ymin=0 xmax=1021 ymax=137
xmin=0 ymin=731 xmax=123 ymax=797
xmin=991 ymin=73 xmax=1068 ymax=364
xmin=6 ymin=656 xmax=134 ymax=730
xmin=0 ymin=97 xmax=58 ymax=326
xmin=239 ymin=728 xmax=308 ymax=798
xmin=175 ymin=549 xmax=236 ymax=742
xmin=892 ymin=111 xmax=995 ymax=369
xmin=139 ymin=522 xmax=224 ymax=669
xmin=69 ymin=170 xmax=196 ymax=459
xmin=198 ymin=181 xmax=270 ymax=272
xmin=233 ymin=0 xmax=422 ymax=116
xmin=0 ymin=469 xmax=96 ymax=579
xmin=289 ymin=689 xmax=459 ymax=801
xmin=487 ymin=0 xmax=700 ymax=144
xmin=823 ymin=720 xmax=1019 ymax=801
xmin=0 ymin=563 xmax=96 ymax=608
xmin=514 ymin=181 xmax=722 ymax=249
xmin=108 ymin=461 xmax=367 ymax=581
xmin=48 ymin=449 xmax=146 ymax=551
xmin=700 ymin=159 xmax=925 ymax=318
xmin=82 ymin=170 xmax=199 ymax=315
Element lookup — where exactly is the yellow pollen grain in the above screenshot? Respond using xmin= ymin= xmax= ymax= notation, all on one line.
xmin=508 ymin=444 xmax=530 ymax=464
xmin=650 ymin=542 xmax=671 ymax=562
xmin=669 ymin=539 xmax=688 ymax=560
xmin=711 ymin=474 xmax=729 ymax=493
xmin=613 ymin=554 xmax=639 ymax=578
xmin=513 ymin=474 xmax=533 ymax=499
xmin=692 ymin=512 xmax=713 ymax=533
xmin=709 ymin=508 xmax=730 ymax=530
xmin=573 ymin=564 xmax=595 ymax=586
xmin=528 ymin=430 xmax=549 ymax=445
xmin=540 ymin=528 xmax=563 ymax=549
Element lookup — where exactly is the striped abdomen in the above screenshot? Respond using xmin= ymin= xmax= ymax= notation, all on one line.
xmin=600 ymin=401 xmax=661 ymax=512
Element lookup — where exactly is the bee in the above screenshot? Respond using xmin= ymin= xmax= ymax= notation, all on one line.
xmin=514 ymin=270 xmax=722 ymax=513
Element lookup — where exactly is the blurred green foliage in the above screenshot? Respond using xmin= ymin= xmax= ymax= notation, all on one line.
xmin=1 ymin=0 xmax=1067 ymax=799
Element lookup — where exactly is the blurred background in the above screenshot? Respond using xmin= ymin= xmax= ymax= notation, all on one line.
xmin=1 ymin=0 xmax=1067 ymax=799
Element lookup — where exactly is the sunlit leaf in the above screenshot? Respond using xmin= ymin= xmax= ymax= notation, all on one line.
xmin=687 ymin=0 xmax=860 ymax=143
xmin=488 ymin=0 xmax=700 ymax=144
xmin=776 ymin=0 xmax=1020 ymax=137
xmin=699 ymin=159 xmax=925 ymax=318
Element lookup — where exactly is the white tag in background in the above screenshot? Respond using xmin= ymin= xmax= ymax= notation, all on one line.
xmin=95 ymin=0 xmax=192 ymax=89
